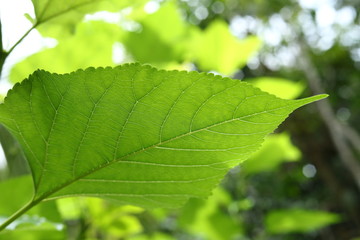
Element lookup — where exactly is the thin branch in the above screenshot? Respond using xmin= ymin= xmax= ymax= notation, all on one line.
xmin=343 ymin=124 xmax=360 ymax=154
xmin=6 ymin=25 xmax=37 ymax=57
xmin=0 ymin=19 xmax=3 ymax=51
xmin=0 ymin=19 xmax=8 ymax=77
xmin=6 ymin=0 xmax=104 ymax=59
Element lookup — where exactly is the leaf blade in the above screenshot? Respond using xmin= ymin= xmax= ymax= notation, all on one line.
xmin=0 ymin=64 xmax=326 ymax=208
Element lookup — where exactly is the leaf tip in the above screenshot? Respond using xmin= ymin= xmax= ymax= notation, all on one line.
xmin=295 ymin=93 xmax=328 ymax=107
xmin=317 ymin=93 xmax=329 ymax=99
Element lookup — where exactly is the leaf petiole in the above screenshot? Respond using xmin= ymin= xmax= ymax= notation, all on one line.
xmin=0 ymin=198 xmax=41 ymax=231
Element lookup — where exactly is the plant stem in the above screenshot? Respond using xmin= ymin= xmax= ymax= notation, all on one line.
xmin=0 ymin=198 xmax=41 ymax=231
xmin=0 ymin=51 xmax=7 ymax=79
xmin=0 ymin=19 xmax=36 ymax=78
xmin=0 ymin=19 xmax=8 ymax=77
xmin=298 ymin=42 xmax=360 ymax=191
xmin=6 ymin=25 xmax=37 ymax=57
xmin=0 ymin=19 xmax=2 ymax=52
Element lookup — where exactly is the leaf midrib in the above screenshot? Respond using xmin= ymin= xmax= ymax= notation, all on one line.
xmin=34 ymin=100 xmax=294 ymax=202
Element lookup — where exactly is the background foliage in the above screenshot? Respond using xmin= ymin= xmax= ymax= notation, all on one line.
xmin=0 ymin=0 xmax=359 ymax=239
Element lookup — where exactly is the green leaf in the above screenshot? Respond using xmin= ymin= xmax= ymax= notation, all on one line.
xmin=84 ymin=198 xmax=143 ymax=238
xmin=31 ymin=0 xmax=146 ymax=38
xmin=247 ymin=77 xmax=305 ymax=99
xmin=242 ymin=133 xmax=301 ymax=174
xmin=129 ymin=233 xmax=175 ymax=240
xmin=0 ymin=64 xmax=326 ymax=210
xmin=179 ymin=187 xmax=243 ymax=240
xmin=0 ymin=222 xmax=65 ymax=240
xmin=0 ymin=176 xmax=61 ymax=222
xmin=32 ymin=0 xmax=98 ymax=23
xmin=0 ymin=176 xmax=63 ymax=237
xmin=0 ymin=176 xmax=33 ymax=217
xmin=130 ymin=1 xmax=186 ymax=44
xmin=10 ymin=21 xmax=122 ymax=83
xmin=265 ymin=208 xmax=341 ymax=234
xmin=122 ymin=1 xmax=191 ymax=65
xmin=57 ymin=197 xmax=144 ymax=238
xmin=189 ymin=20 xmax=262 ymax=75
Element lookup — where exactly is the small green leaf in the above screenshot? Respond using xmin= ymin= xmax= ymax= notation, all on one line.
xmin=0 ymin=64 xmax=326 ymax=209
xmin=265 ymin=208 xmax=341 ymax=234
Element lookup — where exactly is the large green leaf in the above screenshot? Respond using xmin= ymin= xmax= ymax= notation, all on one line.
xmin=0 ymin=64 xmax=326 ymax=209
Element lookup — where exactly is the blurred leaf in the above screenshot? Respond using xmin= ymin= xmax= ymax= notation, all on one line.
xmin=236 ymin=198 xmax=254 ymax=211
xmin=58 ymin=197 xmax=144 ymax=238
xmin=32 ymin=0 xmax=104 ymax=23
xmin=242 ymin=133 xmax=301 ymax=174
xmin=129 ymin=232 xmax=175 ymax=240
xmin=0 ymin=175 xmax=61 ymax=223
xmin=11 ymin=21 xmax=122 ymax=83
xmin=0 ymin=176 xmax=33 ymax=217
xmin=0 ymin=64 xmax=325 ymax=211
xmin=56 ymin=198 xmax=83 ymax=220
xmin=0 ymin=125 xmax=29 ymax=177
xmin=189 ymin=20 xmax=262 ymax=75
xmin=123 ymin=1 xmax=191 ymax=65
xmin=0 ymin=176 xmax=63 ymax=238
xmin=248 ymin=77 xmax=305 ymax=99
xmin=0 ymin=221 xmax=65 ymax=240
xmin=130 ymin=1 xmax=186 ymax=44
xmin=265 ymin=208 xmax=341 ymax=234
xmin=85 ymin=198 xmax=143 ymax=238
xmin=32 ymin=0 xmax=146 ymax=38
xmin=179 ymin=187 xmax=243 ymax=240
